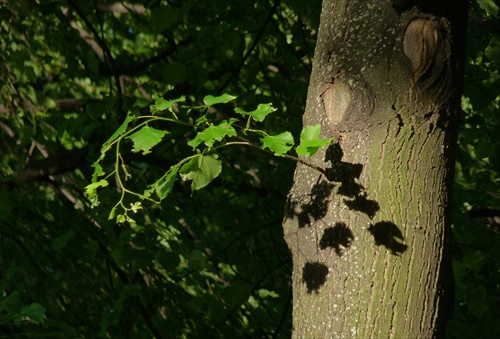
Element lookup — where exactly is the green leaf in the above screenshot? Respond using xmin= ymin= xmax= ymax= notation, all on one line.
xmin=257 ymin=288 xmax=279 ymax=298
xmin=477 ymin=0 xmax=499 ymax=16
xmin=225 ymin=281 xmax=251 ymax=307
xmin=203 ymin=94 xmax=237 ymax=107
xmin=85 ymin=179 xmax=109 ymax=208
xmin=156 ymin=250 xmax=180 ymax=272
xmin=150 ymin=5 xmax=178 ymax=33
xmin=0 ymin=188 xmax=13 ymax=221
xmin=130 ymin=202 xmax=142 ymax=213
xmin=180 ymin=155 xmax=222 ymax=190
xmin=296 ymin=125 xmax=333 ymax=156
xmin=117 ymin=214 xmax=127 ymax=223
xmin=485 ymin=36 xmax=500 ymax=64
xmin=100 ymin=113 xmax=135 ymax=156
xmin=150 ymin=96 xmax=185 ymax=114
xmin=463 ymin=249 xmax=485 ymax=270
xmin=108 ymin=206 xmax=117 ymax=221
xmin=153 ymin=166 xmax=179 ymax=200
xmin=15 ymin=303 xmax=46 ymax=325
xmin=127 ymin=126 xmax=169 ymax=155
xmin=188 ymin=121 xmax=237 ymax=149
xmin=51 ymin=230 xmax=76 ymax=251
xmin=234 ymin=103 xmax=276 ymax=122
xmin=91 ymin=162 xmax=105 ymax=181
xmin=0 ymin=292 xmax=21 ymax=313
xmin=261 ymin=132 xmax=294 ymax=156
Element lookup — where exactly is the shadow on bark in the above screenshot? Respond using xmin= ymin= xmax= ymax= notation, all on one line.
xmin=325 ymin=143 xmax=380 ymax=219
xmin=295 ymin=143 xmax=409 ymax=293
xmin=294 ymin=180 xmax=335 ymax=228
xmin=288 ymin=143 xmax=408 ymax=256
xmin=319 ymin=222 xmax=354 ymax=256
xmin=302 ymin=262 xmax=329 ymax=294
xmin=368 ymin=221 xmax=408 ymax=255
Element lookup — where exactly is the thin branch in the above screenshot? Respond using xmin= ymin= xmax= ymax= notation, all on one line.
xmin=96 ymin=2 xmax=146 ymax=14
xmin=64 ymin=0 xmax=123 ymax=96
xmin=19 ymin=147 xmax=89 ymax=182
xmin=229 ymin=136 xmax=328 ymax=176
xmin=469 ymin=9 xmax=500 ymax=35
xmin=216 ymin=1 xmax=280 ymax=93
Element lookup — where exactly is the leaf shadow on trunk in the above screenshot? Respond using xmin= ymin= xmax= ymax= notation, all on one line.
xmin=288 ymin=143 xmax=408 ymax=255
xmin=324 ymin=143 xmax=408 ymax=255
xmin=289 ymin=143 xmax=409 ymax=293
xmin=302 ymin=262 xmax=329 ymax=294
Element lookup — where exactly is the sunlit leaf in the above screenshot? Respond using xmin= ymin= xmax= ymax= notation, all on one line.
xmin=296 ymin=125 xmax=333 ymax=156
xmin=188 ymin=121 xmax=237 ymax=149
xmin=127 ymin=126 xmax=169 ymax=155
xmin=477 ymin=0 xmax=499 ymax=15
xmin=130 ymin=202 xmax=142 ymax=213
xmin=258 ymin=289 xmax=279 ymax=298
xmin=203 ymin=93 xmax=237 ymax=107
xmin=91 ymin=162 xmax=105 ymax=181
xmin=150 ymin=96 xmax=185 ymax=114
xmin=261 ymin=132 xmax=294 ymax=156
xmin=85 ymin=179 xmax=109 ymax=208
xmin=100 ymin=113 xmax=134 ymax=156
xmin=234 ymin=103 xmax=276 ymax=122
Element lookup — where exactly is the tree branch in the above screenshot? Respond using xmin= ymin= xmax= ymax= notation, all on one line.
xmin=64 ymin=0 xmax=123 ymax=96
xmin=96 ymin=2 xmax=146 ymax=14
xmin=19 ymin=147 xmax=89 ymax=182
xmin=469 ymin=9 xmax=500 ymax=35
xmin=216 ymin=1 xmax=279 ymax=93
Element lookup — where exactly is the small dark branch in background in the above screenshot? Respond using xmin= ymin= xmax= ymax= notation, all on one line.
xmin=65 ymin=0 xmax=123 ymax=97
xmin=102 ymin=38 xmax=194 ymax=76
xmin=469 ymin=10 xmax=500 ymax=35
xmin=19 ymin=147 xmax=89 ymax=182
xmin=216 ymin=1 xmax=279 ymax=94
xmin=469 ymin=207 xmax=500 ymax=233
xmin=96 ymin=2 xmax=146 ymax=14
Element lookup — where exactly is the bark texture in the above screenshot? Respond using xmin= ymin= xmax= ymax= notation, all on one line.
xmin=283 ymin=1 xmax=467 ymax=338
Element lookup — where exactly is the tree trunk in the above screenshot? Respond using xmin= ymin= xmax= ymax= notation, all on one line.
xmin=283 ymin=1 xmax=467 ymax=338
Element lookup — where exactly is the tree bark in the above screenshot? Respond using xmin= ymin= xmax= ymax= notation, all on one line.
xmin=283 ymin=1 xmax=467 ymax=338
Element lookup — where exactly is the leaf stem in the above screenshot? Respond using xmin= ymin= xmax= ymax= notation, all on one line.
xmin=227 ymin=136 xmax=327 ymax=176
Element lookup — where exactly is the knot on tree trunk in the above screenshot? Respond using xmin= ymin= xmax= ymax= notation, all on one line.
xmin=403 ymin=17 xmax=452 ymax=104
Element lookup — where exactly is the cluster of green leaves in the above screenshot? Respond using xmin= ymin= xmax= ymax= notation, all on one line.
xmin=0 ymin=0 xmax=321 ymax=337
xmin=0 ymin=292 xmax=45 ymax=327
xmin=86 ymin=94 xmax=331 ymax=223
